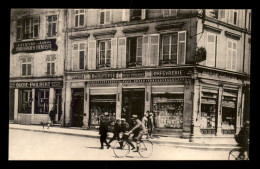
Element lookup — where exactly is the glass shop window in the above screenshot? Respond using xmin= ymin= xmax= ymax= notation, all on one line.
xmin=152 ymin=94 xmax=184 ymax=129
xmin=34 ymin=89 xmax=49 ymax=114
xmin=18 ymin=89 xmax=32 ymax=114
xmin=222 ymin=95 xmax=237 ymax=131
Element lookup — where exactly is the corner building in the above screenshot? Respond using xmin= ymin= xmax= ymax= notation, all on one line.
xmin=10 ymin=9 xmax=66 ymax=125
xmin=63 ymin=9 xmax=250 ymax=140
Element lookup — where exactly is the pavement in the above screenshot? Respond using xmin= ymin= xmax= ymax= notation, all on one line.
xmin=9 ymin=123 xmax=238 ymax=151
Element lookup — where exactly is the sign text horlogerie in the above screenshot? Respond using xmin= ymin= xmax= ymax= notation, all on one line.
xmin=12 ymin=39 xmax=58 ymax=54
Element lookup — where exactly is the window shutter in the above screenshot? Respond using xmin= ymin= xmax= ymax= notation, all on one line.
xmin=142 ymin=35 xmax=149 ymax=66
xmin=232 ymin=42 xmax=237 ymax=70
xmin=100 ymin=11 xmax=105 ymax=24
xmin=88 ymin=40 xmax=97 ymax=70
xmin=85 ymin=43 xmax=88 ymax=69
xmin=122 ymin=9 xmax=130 ymax=21
xmin=111 ymin=38 xmax=118 ymax=68
xmin=118 ymin=37 xmax=126 ymax=68
xmin=106 ymin=10 xmax=111 ymax=23
xmin=206 ymin=34 xmax=216 ymax=67
xmin=177 ymin=31 xmax=186 ymax=65
xmin=72 ymin=44 xmax=79 ymax=70
xmin=141 ymin=9 xmax=146 ymax=20
xmin=229 ymin=10 xmax=234 ymax=24
xmin=219 ymin=9 xmax=226 ymax=20
xmin=149 ymin=34 xmax=159 ymax=66
xmin=226 ymin=41 xmax=232 ymax=70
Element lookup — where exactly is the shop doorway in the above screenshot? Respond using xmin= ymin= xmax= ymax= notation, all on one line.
xmin=122 ymin=88 xmax=145 ymax=123
xmin=55 ymin=89 xmax=62 ymax=123
xmin=71 ymin=88 xmax=84 ymax=127
xmin=9 ymin=89 xmax=14 ymax=121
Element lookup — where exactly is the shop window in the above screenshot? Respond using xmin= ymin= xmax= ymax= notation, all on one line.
xmin=72 ymin=42 xmax=87 ymax=70
xmin=75 ymin=9 xmax=85 ymax=27
xmin=162 ymin=9 xmax=177 ymax=17
xmin=47 ymin=15 xmax=58 ymax=37
xmin=152 ymin=94 xmax=184 ymax=129
xmin=21 ymin=56 xmax=32 ymax=76
xmin=98 ymin=40 xmax=111 ymax=68
xmin=16 ymin=17 xmax=39 ymax=40
xmin=127 ymin=37 xmax=142 ymax=67
xmin=100 ymin=9 xmax=111 ymax=24
xmin=206 ymin=33 xmax=217 ymax=67
xmin=89 ymin=95 xmax=116 ymax=125
xmin=226 ymin=40 xmax=237 ymax=71
xmin=46 ymin=55 xmax=56 ymax=75
xmin=18 ymin=89 xmax=32 ymax=114
xmin=200 ymin=91 xmax=217 ymax=131
xmin=161 ymin=34 xmax=178 ymax=64
xmin=35 ymin=89 xmax=49 ymax=114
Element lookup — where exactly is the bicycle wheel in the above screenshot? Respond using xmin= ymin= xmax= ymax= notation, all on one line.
xmin=228 ymin=148 xmax=241 ymax=160
xmin=113 ymin=141 xmax=130 ymax=158
xmin=138 ymin=140 xmax=153 ymax=158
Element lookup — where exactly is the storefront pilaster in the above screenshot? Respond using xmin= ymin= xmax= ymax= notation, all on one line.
xmin=65 ymin=82 xmax=71 ymax=127
xmin=116 ymin=82 xmax=122 ymax=119
xmin=14 ymin=89 xmax=19 ymax=123
xmin=31 ymin=89 xmax=35 ymax=115
xmin=49 ymin=88 xmax=56 ymax=112
xmin=193 ymin=79 xmax=201 ymax=136
xmin=82 ymin=83 xmax=90 ymax=129
xmin=216 ymin=85 xmax=223 ymax=136
xmin=236 ymin=86 xmax=242 ymax=134
xmin=145 ymin=82 xmax=151 ymax=113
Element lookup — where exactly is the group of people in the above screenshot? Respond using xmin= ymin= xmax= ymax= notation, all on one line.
xmin=98 ymin=111 xmax=155 ymax=152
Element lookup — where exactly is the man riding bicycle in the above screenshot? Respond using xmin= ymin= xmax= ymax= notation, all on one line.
xmin=124 ymin=114 xmax=147 ymax=152
xmin=235 ymin=121 xmax=249 ymax=159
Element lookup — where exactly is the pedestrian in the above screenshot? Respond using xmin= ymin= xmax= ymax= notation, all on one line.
xmin=235 ymin=121 xmax=250 ymax=159
xmin=110 ymin=113 xmax=116 ymax=125
xmin=49 ymin=107 xmax=56 ymax=126
xmin=142 ymin=111 xmax=149 ymax=130
xmin=121 ymin=118 xmax=135 ymax=150
xmin=108 ymin=118 xmax=122 ymax=144
xmin=147 ymin=112 xmax=155 ymax=139
xmin=99 ymin=112 xmax=111 ymax=149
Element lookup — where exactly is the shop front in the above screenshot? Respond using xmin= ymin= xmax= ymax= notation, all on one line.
xmin=10 ymin=80 xmax=63 ymax=125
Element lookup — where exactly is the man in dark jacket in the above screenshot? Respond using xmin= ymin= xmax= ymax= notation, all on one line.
xmin=237 ymin=121 xmax=250 ymax=159
xmin=147 ymin=112 xmax=155 ymax=139
xmin=108 ymin=118 xmax=121 ymax=144
xmin=99 ymin=113 xmax=111 ymax=149
xmin=121 ymin=118 xmax=135 ymax=150
xmin=49 ymin=107 xmax=56 ymax=126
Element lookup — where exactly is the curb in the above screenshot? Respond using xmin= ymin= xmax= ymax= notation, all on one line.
xmin=9 ymin=127 xmax=237 ymax=151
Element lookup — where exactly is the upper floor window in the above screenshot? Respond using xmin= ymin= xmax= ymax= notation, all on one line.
xmin=21 ymin=56 xmax=32 ymax=76
xmin=46 ymin=55 xmax=56 ymax=75
xmin=218 ymin=9 xmax=226 ymax=20
xmin=131 ymin=9 xmax=142 ymax=21
xmin=47 ymin=15 xmax=58 ymax=37
xmin=100 ymin=9 xmax=111 ymax=24
xmin=226 ymin=40 xmax=237 ymax=71
xmin=229 ymin=10 xmax=238 ymax=26
xmin=75 ymin=9 xmax=85 ymax=27
xmin=206 ymin=34 xmax=217 ymax=67
xmin=163 ymin=9 xmax=177 ymax=17
xmin=161 ymin=34 xmax=178 ymax=64
xmin=98 ymin=40 xmax=111 ymax=68
xmin=16 ymin=17 xmax=39 ymax=40
xmin=248 ymin=12 xmax=251 ymax=31
xmin=127 ymin=37 xmax=142 ymax=67
xmin=73 ymin=42 xmax=86 ymax=70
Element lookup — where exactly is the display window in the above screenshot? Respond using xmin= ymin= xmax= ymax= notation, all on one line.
xmin=89 ymin=95 xmax=116 ymax=125
xmin=35 ymin=89 xmax=49 ymax=114
xmin=152 ymin=94 xmax=184 ymax=129
xmin=18 ymin=89 xmax=32 ymax=114
xmin=200 ymin=91 xmax=217 ymax=130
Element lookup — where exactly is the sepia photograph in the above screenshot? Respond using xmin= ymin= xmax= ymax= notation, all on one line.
xmin=9 ymin=8 xmax=251 ymax=161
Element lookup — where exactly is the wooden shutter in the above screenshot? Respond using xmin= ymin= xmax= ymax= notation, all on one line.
xmin=206 ymin=34 xmax=216 ymax=67
xmin=142 ymin=35 xmax=149 ymax=66
xmin=232 ymin=42 xmax=237 ymax=70
xmin=111 ymin=38 xmax=118 ymax=68
xmin=149 ymin=34 xmax=159 ymax=66
xmin=85 ymin=43 xmax=88 ymax=69
xmin=229 ymin=10 xmax=234 ymax=24
xmin=122 ymin=9 xmax=130 ymax=21
xmin=118 ymin=37 xmax=126 ymax=68
xmin=88 ymin=40 xmax=96 ymax=70
xmin=72 ymin=43 xmax=79 ymax=70
xmin=226 ymin=41 xmax=232 ymax=70
xmin=177 ymin=31 xmax=186 ymax=65
xmin=141 ymin=9 xmax=146 ymax=20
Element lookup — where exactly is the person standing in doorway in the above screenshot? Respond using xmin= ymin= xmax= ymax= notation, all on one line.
xmin=147 ymin=112 xmax=155 ymax=139
xmin=142 ymin=111 xmax=149 ymax=132
xmin=49 ymin=107 xmax=56 ymax=126
xmin=99 ymin=113 xmax=111 ymax=149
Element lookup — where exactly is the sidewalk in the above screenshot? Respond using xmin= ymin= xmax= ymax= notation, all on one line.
xmin=9 ymin=123 xmax=238 ymax=151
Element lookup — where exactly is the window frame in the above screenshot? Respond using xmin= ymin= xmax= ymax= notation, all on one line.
xmin=46 ymin=14 xmax=58 ymax=37
xmin=72 ymin=42 xmax=87 ymax=70
xmin=161 ymin=33 xmax=178 ymax=64
xmin=218 ymin=9 xmax=226 ymax=20
xmin=16 ymin=19 xmax=23 ymax=40
xmin=206 ymin=33 xmax=217 ymax=67
xmin=21 ymin=56 xmax=32 ymax=77
xmin=36 ymin=89 xmax=50 ymax=114
xmin=248 ymin=12 xmax=251 ymax=31
xmin=226 ymin=39 xmax=237 ymax=71
xmin=163 ymin=9 xmax=177 ymax=17
xmin=75 ymin=9 xmax=85 ymax=28
xmin=46 ymin=54 xmax=56 ymax=75
xmin=100 ymin=9 xmax=111 ymax=25
xmin=98 ymin=40 xmax=111 ymax=68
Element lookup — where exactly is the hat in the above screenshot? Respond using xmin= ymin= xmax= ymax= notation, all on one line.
xmin=121 ymin=118 xmax=126 ymax=122
xmin=104 ymin=112 xmax=108 ymax=116
xmin=131 ymin=114 xmax=138 ymax=119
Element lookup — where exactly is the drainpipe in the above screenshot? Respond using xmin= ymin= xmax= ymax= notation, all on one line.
xmin=242 ymin=9 xmax=247 ymax=73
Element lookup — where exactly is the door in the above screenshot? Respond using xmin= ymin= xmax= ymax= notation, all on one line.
xmin=55 ymin=89 xmax=62 ymax=122
xmin=9 ymin=89 xmax=14 ymax=120
xmin=71 ymin=88 xmax=84 ymax=127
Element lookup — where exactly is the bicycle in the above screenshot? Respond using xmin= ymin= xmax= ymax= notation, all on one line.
xmin=113 ymin=133 xmax=153 ymax=158
xmin=228 ymin=147 xmax=249 ymax=160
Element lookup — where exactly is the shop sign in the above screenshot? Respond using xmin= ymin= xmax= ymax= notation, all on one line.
xmin=10 ymin=81 xmax=63 ymax=88
xmin=122 ymin=71 xmax=145 ymax=78
xmin=200 ymin=129 xmax=216 ymax=134
xmin=152 ymin=69 xmax=189 ymax=77
xmin=90 ymin=72 xmax=117 ymax=79
xmin=12 ymin=39 xmax=58 ymax=54
xmin=71 ymin=74 xmax=84 ymax=79
xmin=222 ymin=129 xmax=235 ymax=134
